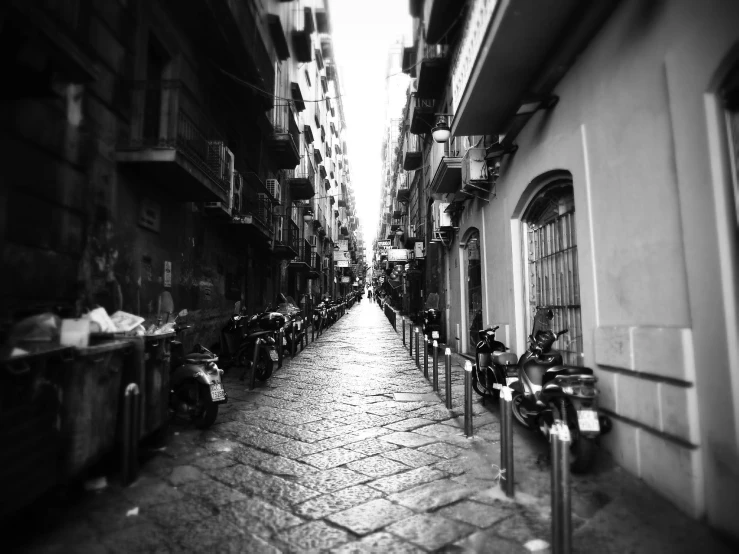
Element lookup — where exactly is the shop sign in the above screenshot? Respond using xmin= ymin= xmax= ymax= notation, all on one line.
xmin=341 ymin=276 xmax=351 ymax=283
xmin=387 ymin=248 xmax=409 ymax=262
xmin=336 ymin=260 xmax=349 ymax=267
xmin=377 ymin=240 xmax=391 ymax=247
xmin=414 ymin=241 xmax=426 ymax=259
xmin=338 ymin=239 xmax=349 ymax=251
xmin=333 ymin=250 xmax=351 ymax=261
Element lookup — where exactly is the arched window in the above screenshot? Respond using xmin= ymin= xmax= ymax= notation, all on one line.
xmin=465 ymin=229 xmax=483 ymax=351
xmin=523 ymin=179 xmax=583 ymax=365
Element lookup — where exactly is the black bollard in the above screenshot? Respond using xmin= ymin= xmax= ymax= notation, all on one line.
xmin=291 ymin=323 xmax=297 ymax=359
xmin=424 ymin=335 xmax=429 ymax=379
xmin=409 ymin=325 xmax=413 ymax=358
xmin=250 ymin=338 xmax=261 ymax=390
xmin=402 ymin=317 xmax=406 ymax=346
xmin=311 ymin=320 xmax=315 ymax=343
xmin=500 ymin=386 xmax=515 ymax=498
xmin=277 ymin=329 xmax=284 ymax=368
xmin=415 ymin=328 xmax=420 ymax=368
xmin=445 ymin=348 xmax=452 ymax=409
xmin=551 ymin=422 xmax=572 ymax=554
xmin=464 ymin=361 xmax=473 ymax=437
xmin=121 ymin=383 xmax=140 ymax=486
xmin=432 ymin=340 xmax=439 ymax=391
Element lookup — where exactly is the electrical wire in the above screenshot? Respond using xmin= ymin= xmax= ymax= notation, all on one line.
xmin=219 ymin=66 xmax=347 ymax=104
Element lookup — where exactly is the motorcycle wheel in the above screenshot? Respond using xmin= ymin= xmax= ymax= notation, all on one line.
xmin=255 ymin=349 xmax=274 ymax=381
xmin=471 ymin=367 xmax=495 ymax=398
xmin=192 ymin=383 xmax=218 ymax=429
xmin=511 ymin=392 xmax=535 ymax=429
xmin=570 ymin=435 xmax=597 ymax=473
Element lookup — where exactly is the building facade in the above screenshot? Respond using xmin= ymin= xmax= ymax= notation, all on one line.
xmin=376 ymin=0 xmax=739 ymax=541
xmin=0 ymin=0 xmax=361 ymax=349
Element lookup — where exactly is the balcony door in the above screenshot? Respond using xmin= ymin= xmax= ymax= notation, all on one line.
xmin=143 ymin=35 xmax=171 ymax=143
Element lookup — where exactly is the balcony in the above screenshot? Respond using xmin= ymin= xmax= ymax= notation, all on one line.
xmin=397 ymin=173 xmax=411 ymax=202
xmin=410 ymin=95 xmax=436 ymax=135
xmin=318 ymin=165 xmax=327 ymax=179
xmin=315 ymin=9 xmax=329 ymax=33
xmin=392 ymin=198 xmax=406 ymax=219
xmin=267 ymin=14 xmax=290 ymax=60
xmin=314 ymin=148 xmax=323 ymax=164
xmin=267 ymin=105 xmax=300 ymax=168
xmin=274 ymin=219 xmax=300 ymax=259
xmin=285 ymin=155 xmax=315 ymax=200
xmin=304 ymin=125 xmax=314 ymax=144
xmin=416 ymin=44 xmax=449 ymax=99
xmin=116 ymin=81 xmax=230 ymax=203
xmin=429 ymin=136 xmax=464 ymax=201
xmin=289 ymin=239 xmax=312 ymax=271
xmin=229 ymin=172 xmax=273 ymax=244
xmin=291 ymin=82 xmax=305 ymax=112
xmin=402 ymin=132 xmax=422 ymax=170
xmin=309 ymin=251 xmax=321 ymax=278
xmin=402 ymin=45 xmax=417 ymax=77
xmin=291 ymin=9 xmax=313 ymax=63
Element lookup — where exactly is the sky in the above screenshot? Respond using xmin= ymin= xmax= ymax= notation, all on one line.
xmin=328 ymin=0 xmax=412 ymax=251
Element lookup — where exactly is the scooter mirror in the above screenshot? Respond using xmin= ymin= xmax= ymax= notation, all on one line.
xmin=178 ymin=309 xmax=188 ymax=317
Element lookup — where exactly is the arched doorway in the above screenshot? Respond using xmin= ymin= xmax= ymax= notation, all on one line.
xmin=463 ymin=229 xmax=483 ymax=352
xmin=522 ymin=177 xmax=583 ymax=366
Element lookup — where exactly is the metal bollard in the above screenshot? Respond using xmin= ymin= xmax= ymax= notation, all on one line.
xmin=464 ymin=361 xmax=473 ymax=437
xmin=445 ymin=348 xmax=452 ymax=409
xmin=500 ymin=386 xmax=515 ymax=498
xmin=409 ymin=325 xmax=413 ymax=357
xmin=251 ymin=338 xmax=262 ymax=390
xmin=402 ymin=317 xmax=406 ymax=346
xmin=121 ymin=383 xmax=140 ymax=486
xmin=551 ymin=422 xmax=572 ymax=554
xmin=291 ymin=323 xmax=297 ymax=359
xmin=424 ymin=335 xmax=429 ymax=379
xmin=311 ymin=320 xmax=315 ymax=342
xmin=415 ymin=328 xmax=420 ymax=368
xmin=277 ymin=328 xmax=284 ymax=368
xmin=432 ymin=340 xmax=439 ymax=391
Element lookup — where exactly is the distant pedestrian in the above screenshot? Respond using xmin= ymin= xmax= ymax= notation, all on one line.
xmin=368 ymin=288 xmax=372 ymax=300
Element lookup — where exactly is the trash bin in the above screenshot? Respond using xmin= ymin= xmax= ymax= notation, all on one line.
xmin=59 ymin=339 xmax=133 ymax=479
xmin=0 ymin=343 xmax=69 ymax=518
xmin=141 ymin=333 xmax=174 ymax=439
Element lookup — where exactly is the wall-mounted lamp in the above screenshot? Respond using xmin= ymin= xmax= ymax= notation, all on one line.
xmin=303 ymin=207 xmax=314 ymax=222
xmin=431 ymin=115 xmax=451 ymax=143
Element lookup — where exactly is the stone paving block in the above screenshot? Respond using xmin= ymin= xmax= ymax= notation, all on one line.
xmin=295 ymin=485 xmax=383 ymax=519
xmin=101 ymin=522 xmax=175 ymax=554
xmin=491 ymin=513 xmax=549 ymax=545
xmin=300 ymin=447 xmax=367 ymax=469
xmin=393 ymin=392 xmax=438 ymax=402
xmin=381 ymin=447 xmax=441 ymax=468
xmin=383 ymin=417 xmax=435 ymax=432
xmin=214 ymin=463 xmax=320 ymax=508
xmin=331 ymin=532 xmax=423 ymax=554
xmin=343 ymin=438 xmax=400 ymax=456
xmin=228 ymin=444 xmax=277 ymax=467
xmin=436 ymin=499 xmax=514 ymax=528
xmin=367 ymin=466 xmax=447 ymax=495
xmin=254 ymin=453 xmax=319 ymax=478
xmin=417 ymin=442 xmax=465 ymax=460
xmin=121 ymin=478 xmax=184 ymax=508
xmin=215 ymin=533 xmax=282 ymax=554
xmin=454 ymin=530 xmax=529 ymax=553
xmin=327 ymin=498 xmax=414 ymax=535
xmin=297 ymin=466 xmax=372 ymax=493
xmin=178 ymin=477 xmax=249 ymax=506
xmin=281 ymin=520 xmax=352 ymax=551
xmin=167 ymin=465 xmax=205 ymax=486
xmin=83 ymin=494 xmax=153 ymax=534
xmin=236 ymin=430 xmax=292 ymax=450
xmin=388 ymin=479 xmax=475 ymax=512
xmin=220 ymin=496 xmax=304 ymax=533
xmin=263 ymin=438 xmax=329 ymax=459
xmin=144 ymin=498 xmax=214 ymax=527
xmin=379 ymin=431 xmax=438 ymax=448
xmin=345 ymin=455 xmax=411 ymax=478
xmin=386 ymin=513 xmax=475 ymax=551
xmin=170 ymin=512 xmax=245 ymax=552
xmin=214 ymin=420 xmax=263 ymax=441
xmin=191 ymin=453 xmax=238 ymax=471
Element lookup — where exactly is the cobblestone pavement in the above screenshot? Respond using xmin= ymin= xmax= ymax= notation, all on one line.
xmin=10 ymin=301 xmax=734 ymax=553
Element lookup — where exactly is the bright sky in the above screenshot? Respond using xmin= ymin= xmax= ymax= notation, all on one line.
xmin=329 ymin=0 xmax=412 ymax=250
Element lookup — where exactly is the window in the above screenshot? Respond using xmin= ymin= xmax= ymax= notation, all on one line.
xmin=523 ymin=180 xmax=582 ymax=365
xmin=304 ymin=69 xmax=311 ymax=88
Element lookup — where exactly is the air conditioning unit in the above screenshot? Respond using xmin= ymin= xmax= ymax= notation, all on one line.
xmin=232 ymin=172 xmax=243 ymax=215
xmin=204 ymin=145 xmax=235 ymax=216
xmin=437 ymin=202 xmax=453 ymax=229
xmin=309 ymin=235 xmax=318 ymax=248
xmin=266 ymin=178 xmax=282 ymax=204
xmin=462 ymin=148 xmax=489 ymax=184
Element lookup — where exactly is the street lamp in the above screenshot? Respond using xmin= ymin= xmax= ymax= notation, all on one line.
xmin=303 ymin=207 xmax=314 ymax=223
xmin=431 ymin=115 xmax=451 ymax=143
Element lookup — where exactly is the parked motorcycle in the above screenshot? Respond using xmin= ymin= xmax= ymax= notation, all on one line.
xmin=313 ymin=298 xmax=328 ymax=334
xmin=420 ymin=293 xmax=443 ymax=350
xmin=271 ymin=295 xmax=306 ymax=355
xmin=166 ymin=310 xmax=227 ymax=429
xmin=471 ymin=325 xmax=518 ymax=400
xmin=509 ymin=307 xmax=611 ymax=473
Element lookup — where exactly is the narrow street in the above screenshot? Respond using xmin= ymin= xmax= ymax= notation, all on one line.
xmin=12 ymin=301 xmax=731 ymax=554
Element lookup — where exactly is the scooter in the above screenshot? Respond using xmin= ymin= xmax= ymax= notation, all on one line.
xmin=166 ymin=310 xmax=227 ymax=429
xmin=419 ymin=293 xmax=443 ymax=350
xmin=270 ymin=295 xmax=306 ymax=356
xmin=471 ymin=325 xmax=518 ymax=401
xmin=509 ymin=307 xmax=611 ymax=473
xmin=236 ymin=308 xmax=282 ymax=382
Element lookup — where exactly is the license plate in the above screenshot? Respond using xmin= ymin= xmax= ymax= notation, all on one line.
xmin=297 ymin=322 xmax=302 ymax=330
xmin=432 ymin=331 xmax=439 ymax=339
xmin=268 ymin=349 xmax=279 ymax=361
xmin=577 ymin=410 xmax=600 ymax=433
xmin=210 ymin=383 xmax=226 ymax=402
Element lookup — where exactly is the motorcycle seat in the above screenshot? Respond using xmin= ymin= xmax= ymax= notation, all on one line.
xmin=184 ymin=353 xmax=217 ymax=363
xmin=493 ymin=352 xmax=518 ymax=366
xmin=548 ymin=365 xmax=593 ymax=376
